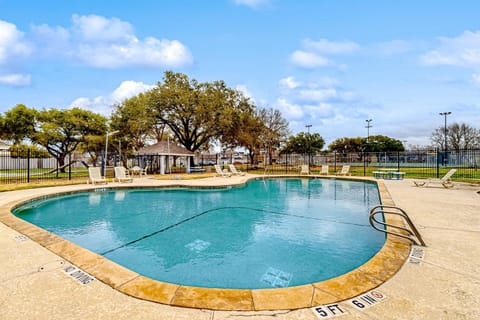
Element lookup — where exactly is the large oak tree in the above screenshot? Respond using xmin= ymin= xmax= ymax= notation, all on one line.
xmin=33 ymin=108 xmax=107 ymax=172
xmin=147 ymin=71 xmax=254 ymax=156
xmin=1 ymin=104 xmax=37 ymax=144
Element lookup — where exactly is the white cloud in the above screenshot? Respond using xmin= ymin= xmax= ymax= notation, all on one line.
xmin=31 ymin=14 xmax=193 ymax=69
xmin=72 ymin=15 xmax=193 ymax=68
xmin=0 ymin=20 xmax=31 ymax=64
xmin=298 ymin=88 xmax=338 ymax=102
xmin=274 ymin=77 xmax=358 ymax=126
xmin=290 ymin=50 xmax=331 ymax=68
xmin=0 ymin=73 xmax=31 ymax=86
xmin=69 ymin=80 xmax=154 ymax=115
xmin=111 ymin=80 xmax=155 ymax=101
xmin=290 ymin=38 xmax=360 ymax=69
xmin=233 ymin=0 xmax=270 ymax=9
xmin=276 ymin=97 xmax=304 ymax=120
xmin=30 ymin=24 xmax=70 ymax=55
xmin=421 ymin=30 xmax=480 ymax=67
xmin=303 ymin=103 xmax=334 ymax=119
xmin=303 ymin=38 xmax=360 ymax=54
xmin=235 ymin=84 xmax=256 ymax=103
xmin=279 ymin=76 xmax=300 ymax=89
xmin=472 ymin=73 xmax=480 ymax=87
xmin=72 ymin=14 xmax=134 ymax=43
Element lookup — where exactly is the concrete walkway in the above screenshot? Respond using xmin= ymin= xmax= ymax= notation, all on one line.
xmin=0 ymin=177 xmax=479 ymax=319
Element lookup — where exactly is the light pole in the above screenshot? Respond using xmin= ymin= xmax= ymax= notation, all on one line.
xmin=104 ymin=130 xmax=119 ymax=176
xmin=365 ymin=119 xmax=373 ymax=142
xmin=305 ymin=124 xmax=312 ymax=166
xmin=439 ymin=112 xmax=451 ymax=165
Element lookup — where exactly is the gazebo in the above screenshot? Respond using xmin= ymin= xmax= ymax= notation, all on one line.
xmin=135 ymin=141 xmax=195 ymax=174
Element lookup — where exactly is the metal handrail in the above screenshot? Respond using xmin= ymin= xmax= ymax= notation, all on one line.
xmin=369 ymin=205 xmax=426 ymax=246
xmin=264 ymin=165 xmax=269 ymax=177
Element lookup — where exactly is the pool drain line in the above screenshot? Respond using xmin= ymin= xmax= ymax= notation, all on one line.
xmin=100 ymin=206 xmax=371 ymax=256
xmin=100 ymin=207 xmax=221 ymax=255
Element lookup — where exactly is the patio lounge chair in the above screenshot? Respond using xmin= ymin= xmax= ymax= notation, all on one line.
xmin=215 ymin=164 xmax=232 ymax=177
xmin=413 ymin=169 xmax=457 ymax=188
xmin=319 ymin=165 xmax=329 ymax=175
xmin=229 ymin=164 xmax=245 ymax=176
xmin=88 ymin=167 xmax=107 ymax=185
xmin=336 ymin=165 xmax=351 ymax=176
xmin=114 ymin=166 xmax=133 ymax=183
xmin=300 ymin=165 xmax=310 ymax=175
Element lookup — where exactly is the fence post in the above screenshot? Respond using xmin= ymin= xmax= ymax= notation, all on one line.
xmin=27 ymin=148 xmax=31 ymax=183
xmin=101 ymin=150 xmax=105 ymax=176
xmin=363 ymin=151 xmax=366 ymax=176
xmin=436 ymin=148 xmax=440 ymax=178
xmin=334 ymin=151 xmax=337 ymax=172
xmin=397 ymin=151 xmax=400 ymax=171
xmin=68 ymin=152 xmax=72 ymax=180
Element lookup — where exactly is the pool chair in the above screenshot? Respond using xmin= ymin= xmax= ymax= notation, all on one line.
xmin=114 ymin=166 xmax=133 ymax=183
xmin=300 ymin=165 xmax=310 ymax=175
xmin=88 ymin=167 xmax=107 ymax=185
xmin=319 ymin=165 xmax=329 ymax=175
xmin=215 ymin=164 xmax=232 ymax=177
xmin=413 ymin=169 xmax=457 ymax=189
xmin=229 ymin=164 xmax=245 ymax=176
xmin=336 ymin=165 xmax=351 ymax=176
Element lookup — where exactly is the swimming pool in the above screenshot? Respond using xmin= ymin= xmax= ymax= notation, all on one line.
xmin=13 ymin=177 xmax=384 ymax=290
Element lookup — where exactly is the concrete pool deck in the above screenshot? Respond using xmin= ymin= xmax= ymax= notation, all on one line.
xmin=0 ymin=175 xmax=479 ymax=319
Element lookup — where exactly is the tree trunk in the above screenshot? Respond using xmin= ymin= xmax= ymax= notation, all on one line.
xmin=58 ymin=156 xmax=66 ymax=173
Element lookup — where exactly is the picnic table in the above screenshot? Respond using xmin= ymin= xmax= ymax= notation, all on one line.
xmin=373 ymin=168 xmax=406 ymax=180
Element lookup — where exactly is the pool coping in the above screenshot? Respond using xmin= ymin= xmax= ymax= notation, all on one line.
xmin=0 ymin=175 xmax=411 ymax=311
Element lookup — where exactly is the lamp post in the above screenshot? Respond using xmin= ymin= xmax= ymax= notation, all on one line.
xmin=104 ymin=130 xmax=119 ymax=176
xmin=365 ymin=119 xmax=373 ymax=142
xmin=305 ymin=124 xmax=312 ymax=166
xmin=439 ymin=112 xmax=451 ymax=165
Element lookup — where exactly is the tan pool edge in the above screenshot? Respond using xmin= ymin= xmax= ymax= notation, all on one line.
xmin=0 ymin=176 xmax=411 ymax=311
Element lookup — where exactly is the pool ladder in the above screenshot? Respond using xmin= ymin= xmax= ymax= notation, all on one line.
xmin=369 ymin=205 xmax=426 ymax=246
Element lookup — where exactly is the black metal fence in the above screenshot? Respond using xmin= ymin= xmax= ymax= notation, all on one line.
xmin=265 ymin=148 xmax=480 ymax=181
xmin=0 ymin=150 xmax=87 ymax=184
xmin=1 ymin=148 xmax=479 ymax=185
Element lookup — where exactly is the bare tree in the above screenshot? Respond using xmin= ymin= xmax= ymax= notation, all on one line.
xmin=431 ymin=122 xmax=480 ymax=150
xmin=258 ymin=108 xmax=290 ymax=164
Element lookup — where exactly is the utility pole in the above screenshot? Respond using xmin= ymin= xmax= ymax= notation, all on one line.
xmin=305 ymin=124 xmax=312 ymax=166
xmin=365 ymin=119 xmax=373 ymax=142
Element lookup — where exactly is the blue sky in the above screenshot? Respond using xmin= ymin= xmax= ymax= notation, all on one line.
xmin=1 ymin=0 xmax=480 ymax=147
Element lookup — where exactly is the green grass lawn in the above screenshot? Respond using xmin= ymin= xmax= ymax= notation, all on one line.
xmin=2 ymin=165 xmax=478 ymax=192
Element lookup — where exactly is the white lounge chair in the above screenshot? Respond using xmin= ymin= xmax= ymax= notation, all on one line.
xmin=114 ymin=166 xmax=133 ymax=183
xmin=215 ymin=164 xmax=232 ymax=177
xmin=88 ymin=167 xmax=107 ymax=185
xmin=300 ymin=165 xmax=310 ymax=175
xmin=336 ymin=165 xmax=351 ymax=176
xmin=413 ymin=169 xmax=457 ymax=188
xmin=319 ymin=165 xmax=329 ymax=175
xmin=229 ymin=164 xmax=245 ymax=176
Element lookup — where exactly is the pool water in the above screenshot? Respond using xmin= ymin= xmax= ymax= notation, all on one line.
xmin=14 ymin=178 xmax=384 ymax=289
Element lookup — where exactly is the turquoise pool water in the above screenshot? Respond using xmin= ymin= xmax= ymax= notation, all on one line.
xmin=14 ymin=178 xmax=384 ymax=289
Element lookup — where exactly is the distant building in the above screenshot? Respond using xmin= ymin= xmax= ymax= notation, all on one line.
xmin=0 ymin=141 xmax=10 ymax=154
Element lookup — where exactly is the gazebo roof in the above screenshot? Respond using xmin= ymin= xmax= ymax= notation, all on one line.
xmin=136 ymin=141 xmax=194 ymax=157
